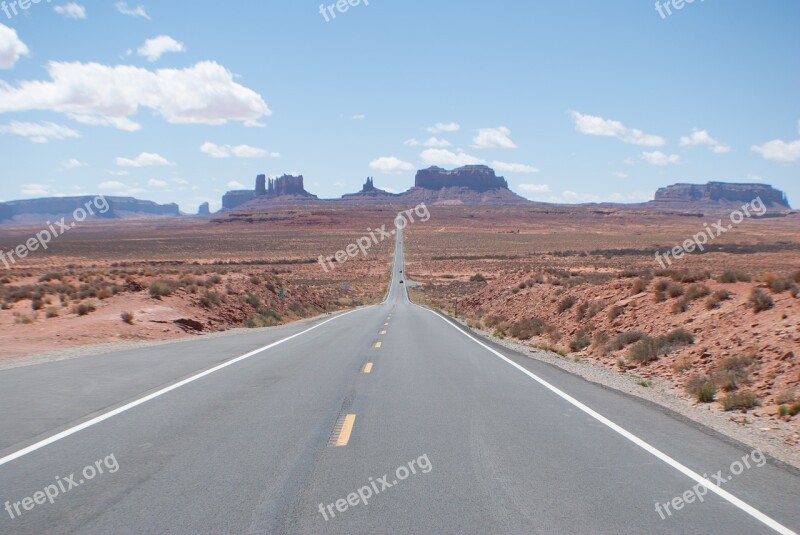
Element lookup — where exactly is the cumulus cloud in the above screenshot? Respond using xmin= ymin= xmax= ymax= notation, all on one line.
xmin=0 ymin=121 xmax=80 ymax=143
xmin=423 ymin=137 xmax=451 ymax=148
xmin=751 ymin=139 xmax=800 ymax=162
xmin=641 ymin=151 xmax=681 ymax=166
xmin=369 ymin=156 xmax=415 ymax=174
xmin=115 ymin=1 xmax=149 ymax=19
xmin=147 ymin=178 xmax=168 ymax=187
xmin=200 ymin=142 xmax=276 ymax=158
xmin=137 ymin=35 xmax=185 ymax=62
xmin=54 ymin=3 xmax=86 ymax=19
xmin=404 ymin=139 xmax=420 ymax=147
xmin=426 ymin=122 xmax=460 ymax=133
xmin=420 ymin=149 xmax=483 ymax=167
xmin=60 ymin=158 xmax=85 ymax=170
xmin=679 ymin=129 xmax=731 ymax=153
xmin=570 ymin=111 xmax=665 ymax=147
xmin=0 ymin=61 xmax=271 ymax=130
xmin=472 ymin=127 xmax=517 ymax=149
xmin=491 ymin=161 xmax=539 ymax=173
xmin=116 ymin=152 xmax=173 ymax=167
xmin=0 ymin=23 xmax=29 ymax=69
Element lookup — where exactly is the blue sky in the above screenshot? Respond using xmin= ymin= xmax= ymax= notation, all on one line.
xmin=0 ymin=0 xmax=798 ymax=212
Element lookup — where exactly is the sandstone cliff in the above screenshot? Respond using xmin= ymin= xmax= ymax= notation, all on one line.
xmin=653 ymin=182 xmax=790 ymax=208
xmin=0 ymin=196 xmax=180 ymax=224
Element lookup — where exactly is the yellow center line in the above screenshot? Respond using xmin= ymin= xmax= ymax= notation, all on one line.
xmin=374 ymin=342 xmax=382 ymax=348
xmin=362 ymin=362 xmax=373 ymax=373
xmin=335 ymin=414 xmax=357 ymax=446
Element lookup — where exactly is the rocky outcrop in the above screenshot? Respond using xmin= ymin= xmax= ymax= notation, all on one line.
xmin=266 ymin=175 xmax=314 ymax=197
xmin=341 ymin=177 xmax=399 ymax=202
xmin=222 ymin=190 xmax=256 ymax=210
xmin=653 ymin=182 xmax=791 ymax=208
xmin=402 ymin=165 xmax=529 ymax=205
xmin=0 ymin=196 xmax=180 ymax=224
xmin=415 ymin=165 xmax=509 ymax=192
xmin=198 ymin=202 xmax=211 ymax=216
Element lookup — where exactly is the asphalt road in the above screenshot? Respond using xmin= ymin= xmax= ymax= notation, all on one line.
xmin=1 ymin=222 xmax=799 ymax=534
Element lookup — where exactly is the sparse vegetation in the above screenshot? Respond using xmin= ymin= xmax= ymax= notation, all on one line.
xmin=557 ymin=295 xmax=577 ymax=313
xmin=627 ymin=328 xmax=694 ymax=364
xmin=686 ymin=375 xmax=717 ymax=403
xmin=748 ymin=288 xmax=773 ymax=312
xmin=720 ymin=391 xmax=760 ymax=411
xmin=121 ymin=311 xmax=135 ymax=325
xmin=717 ymin=270 xmax=751 ymax=283
xmin=149 ymin=280 xmax=175 ymax=299
xmin=569 ymin=329 xmax=592 ymax=352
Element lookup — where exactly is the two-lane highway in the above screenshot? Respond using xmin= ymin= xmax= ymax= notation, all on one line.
xmin=1 ymin=223 xmax=798 ymax=534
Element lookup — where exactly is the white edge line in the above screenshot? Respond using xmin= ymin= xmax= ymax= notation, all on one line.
xmin=418 ymin=307 xmax=797 ymax=535
xmin=0 ymin=308 xmax=367 ymax=468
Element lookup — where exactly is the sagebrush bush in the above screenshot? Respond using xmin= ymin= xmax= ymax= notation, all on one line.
xmin=149 ymin=280 xmax=174 ymax=298
xmin=720 ymin=391 xmax=760 ymax=411
xmin=686 ymin=375 xmax=717 ymax=403
xmin=557 ymin=295 xmax=577 ymax=313
xmin=748 ymin=288 xmax=773 ymax=312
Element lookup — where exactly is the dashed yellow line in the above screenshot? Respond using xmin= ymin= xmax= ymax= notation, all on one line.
xmin=380 ymin=330 xmax=387 ymax=335
xmin=374 ymin=342 xmax=382 ymax=349
xmin=384 ymin=322 xmax=389 ymax=326
xmin=335 ymin=414 xmax=357 ymax=446
xmin=362 ymin=362 xmax=373 ymax=374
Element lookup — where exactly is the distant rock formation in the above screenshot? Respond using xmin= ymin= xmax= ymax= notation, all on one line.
xmin=222 ymin=174 xmax=319 ymax=210
xmin=402 ymin=165 xmax=529 ymax=205
xmin=0 ymin=196 xmax=180 ymax=224
xmin=653 ymin=182 xmax=791 ymax=208
xmin=415 ymin=165 xmax=509 ymax=191
xmin=341 ymin=177 xmax=399 ymax=203
xmin=198 ymin=202 xmax=211 ymax=216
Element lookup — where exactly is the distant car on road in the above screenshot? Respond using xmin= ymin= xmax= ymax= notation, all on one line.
xmin=400 ymin=280 xmax=404 ymax=284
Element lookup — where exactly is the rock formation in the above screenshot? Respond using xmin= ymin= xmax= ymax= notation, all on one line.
xmin=341 ymin=177 xmax=399 ymax=203
xmin=415 ymin=165 xmax=510 ymax=191
xmin=198 ymin=202 xmax=211 ymax=216
xmin=222 ymin=174 xmax=319 ymax=211
xmin=0 ymin=196 xmax=180 ymax=224
xmin=402 ymin=165 xmax=529 ymax=205
xmin=653 ymin=182 xmax=791 ymax=208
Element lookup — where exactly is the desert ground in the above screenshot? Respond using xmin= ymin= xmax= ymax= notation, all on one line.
xmin=1 ymin=205 xmax=798 ymax=449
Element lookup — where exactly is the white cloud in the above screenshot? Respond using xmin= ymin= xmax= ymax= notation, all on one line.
xmin=751 ymin=139 xmax=800 ymax=162
xmin=173 ymin=177 xmax=189 ymax=185
xmin=200 ymin=142 xmax=276 ymax=158
xmin=426 ymin=122 xmax=460 ymax=133
xmin=679 ymin=129 xmax=730 ymax=153
xmin=518 ymin=184 xmax=550 ymax=193
xmin=423 ymin=136 xmax=451 ymax=148
xmin=98 ymin=181 xmax=128 ymax=190
xmin=60 ymin=158 xmax=85 ymax=170
xmin=420 ymin=149 xmax=484 ymax=167
xmin=21 ymin=184 xmax=50 ymax=196
xmin=147 ymin=178 xmax=168 ymax=187
xmin=747 ymin=174 xmax=764 ymax=183
xmin=116 ymin=152 xmax=173 ymax=167
xmin=0 ymin=24 xmax=29 ymax=69
xmin=352 ymin=114 xmax=366 ymax=120
xmin=491 ymin=161 xmax=539 ymax=173
xmin=115 ymin=1 xmax=150 ymax=19
xmin=0 ymin=61 xmax=271 ymax=130
xmin=570 ymin=111 xmax=665 ymax=147
xmin=369 ymin=156 xmax=415 ymax=174
xmin=0 ymin=121 xmax=80 ymax=143
xmin=137 ymin=35 xmax=185 ymax=62
xmin=54 ymin=3 xmax=86 ymax=19
xmin=227 ymin=180 xmax=246 ymax=189
xmin=472 ymin=126 xmax=517 ymax=149
xmin=614 ymin=172 xmax=629 ymax=179
xmin=641 ymin=151 xmax=681 ymax=166
xmin=404 ymin=138 xmax=420 ymax=147
xmin=106 ymin=169 xmax=129 ymax=176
